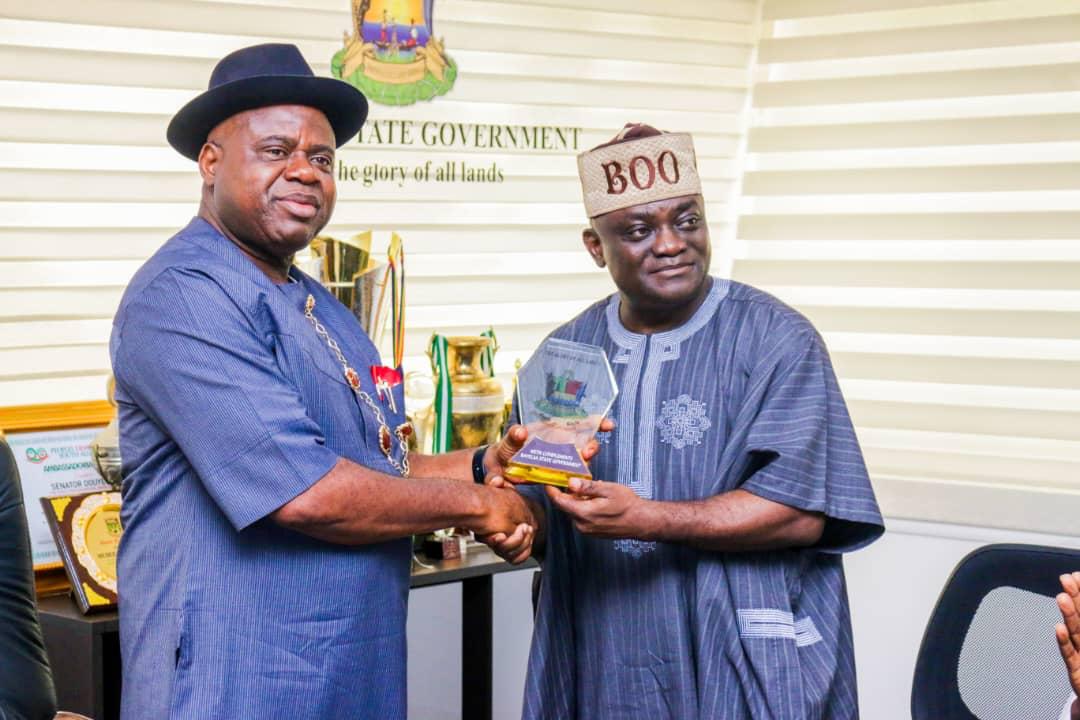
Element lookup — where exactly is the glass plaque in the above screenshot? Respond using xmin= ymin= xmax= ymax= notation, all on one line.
xmin=504 ymin=339 xmax=617 ymax=487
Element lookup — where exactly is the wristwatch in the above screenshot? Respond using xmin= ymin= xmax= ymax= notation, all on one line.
xmin=472 ymin=446 xmax=489 ymax=485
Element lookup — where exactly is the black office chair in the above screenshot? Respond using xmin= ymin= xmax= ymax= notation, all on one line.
xmin=911 ymin=543 xmax=1080 ymax=720
xmin=0 ymin=437 xmax=91 ymax=720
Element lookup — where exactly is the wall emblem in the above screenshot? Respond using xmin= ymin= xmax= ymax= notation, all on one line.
xmin=334 ymin=0 xmax=457 ymax=106
xmin=657 ymin=394 xmax=711 ymax=449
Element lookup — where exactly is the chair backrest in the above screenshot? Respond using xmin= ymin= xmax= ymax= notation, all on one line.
xmin=911 ymin=543 xmax=1080 ymax=720
xmin=0 ymin=437 xmax=58 ymax=720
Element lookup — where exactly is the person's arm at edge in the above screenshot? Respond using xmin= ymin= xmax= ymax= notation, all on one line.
xmin=546 ymin=480 xmax=824 ymax=553
xmin=1055 ymin=571 xmax=1080 ymax=720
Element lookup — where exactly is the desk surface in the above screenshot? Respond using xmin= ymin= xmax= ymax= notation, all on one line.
xmin=410 ymin=543 xmax=534 ymax=587
xmin=37 ymin=543 xmax=532 ymax=624
xmin=38 ymin=594 xmax=119 ymax=631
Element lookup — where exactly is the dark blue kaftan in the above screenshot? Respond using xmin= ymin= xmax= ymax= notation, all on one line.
xmin=111 ymin=218 xmax=411 ymax=719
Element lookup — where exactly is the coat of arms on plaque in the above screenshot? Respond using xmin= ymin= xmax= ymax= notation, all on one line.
xmin=333 ymin=0 xmax=457 ymax=106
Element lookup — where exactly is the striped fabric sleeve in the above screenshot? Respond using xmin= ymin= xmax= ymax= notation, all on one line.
xmin=738 ymin=331 xmax=884 ymax=554
xmin=113 ymin=268 xmax=339 ymax=531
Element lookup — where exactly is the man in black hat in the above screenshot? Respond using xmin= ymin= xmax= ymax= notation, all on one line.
xmin=110 ymin=43 xmax=538 ymax=719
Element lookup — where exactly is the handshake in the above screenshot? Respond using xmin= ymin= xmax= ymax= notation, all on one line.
xmin=467 ymin=419 xmax=616 ymax=565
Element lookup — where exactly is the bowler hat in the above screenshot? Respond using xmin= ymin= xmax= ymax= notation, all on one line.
xmin=167 ymin=43 xmax=368 ymax=161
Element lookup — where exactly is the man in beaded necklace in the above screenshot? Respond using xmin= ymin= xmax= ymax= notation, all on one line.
xmin=109 ymin=43 xmax=544 ymax=719
xmin=488 ymin=124 xmax=885 ymax=719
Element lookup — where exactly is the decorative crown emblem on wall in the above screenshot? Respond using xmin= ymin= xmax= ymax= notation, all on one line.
xmin=333 ymin=0 xmax=457 ymax=106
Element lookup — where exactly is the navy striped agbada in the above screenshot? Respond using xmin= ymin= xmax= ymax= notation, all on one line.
xmin=521 ymin=279 xmax=884 ymax=720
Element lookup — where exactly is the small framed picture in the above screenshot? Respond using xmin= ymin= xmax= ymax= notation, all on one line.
xmin=40 ymin=488 xmax=121 ymax=613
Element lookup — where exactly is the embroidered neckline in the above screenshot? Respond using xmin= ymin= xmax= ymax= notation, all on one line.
xmin=605 ymin=278 xmax=729 ymax=350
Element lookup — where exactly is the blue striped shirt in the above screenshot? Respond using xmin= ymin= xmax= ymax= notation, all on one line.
xmin=110 ymin=218 xmax=411 ymax=719
xmin=522 ymin=279 xmax=884 ymax=719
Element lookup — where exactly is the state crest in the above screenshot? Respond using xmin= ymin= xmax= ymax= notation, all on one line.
xmin=333 ymin=0 xmax=457 ymax=106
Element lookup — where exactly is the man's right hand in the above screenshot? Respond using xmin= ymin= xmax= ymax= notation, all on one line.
xmin=477 ymin=523 xmax=535 ymax=565
xmin=475 ymin=474 xmax=541 ymax=564
xmin=1056 ymin=571 xmax=1080 ymax=720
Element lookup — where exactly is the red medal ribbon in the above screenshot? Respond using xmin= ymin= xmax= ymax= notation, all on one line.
xmin=371 ymin=365 xmax=403 ymax=412
xmin=370 ymin=365 xmax=403 ymax=387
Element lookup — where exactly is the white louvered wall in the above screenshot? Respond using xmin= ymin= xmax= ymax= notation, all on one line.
xmin=735 ymin=0 xmax=1080 ymax=533
xmin=0 ymin=0 xmax=758 ymax=406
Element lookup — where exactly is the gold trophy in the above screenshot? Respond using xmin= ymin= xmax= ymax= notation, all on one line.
xmin=309 ymin=232 xmax=394 ymax=349
xmin=442 ymin=336 xmax=505 ymax=450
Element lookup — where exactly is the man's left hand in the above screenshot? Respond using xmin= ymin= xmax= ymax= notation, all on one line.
xmin=484 ymin=425 xmax=528 ymax=479
xmin=545 ymin=478 xmax=651 ymax=539
xmin=487 ymin=419 xmax=616 ymax=485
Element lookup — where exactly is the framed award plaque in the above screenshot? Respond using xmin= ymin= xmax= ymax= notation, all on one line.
xmin=40 ymin=490 xmax=122 ymax=614
xmin=0 ymin=399 xmax=114 ymax=597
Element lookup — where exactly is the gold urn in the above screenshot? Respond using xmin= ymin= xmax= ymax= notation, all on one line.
xmin=442 ymin=336 xmax=504 ymax=450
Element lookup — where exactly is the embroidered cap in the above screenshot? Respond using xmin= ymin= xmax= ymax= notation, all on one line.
xmin=577 ymin=123 xmax=701 ymax=218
